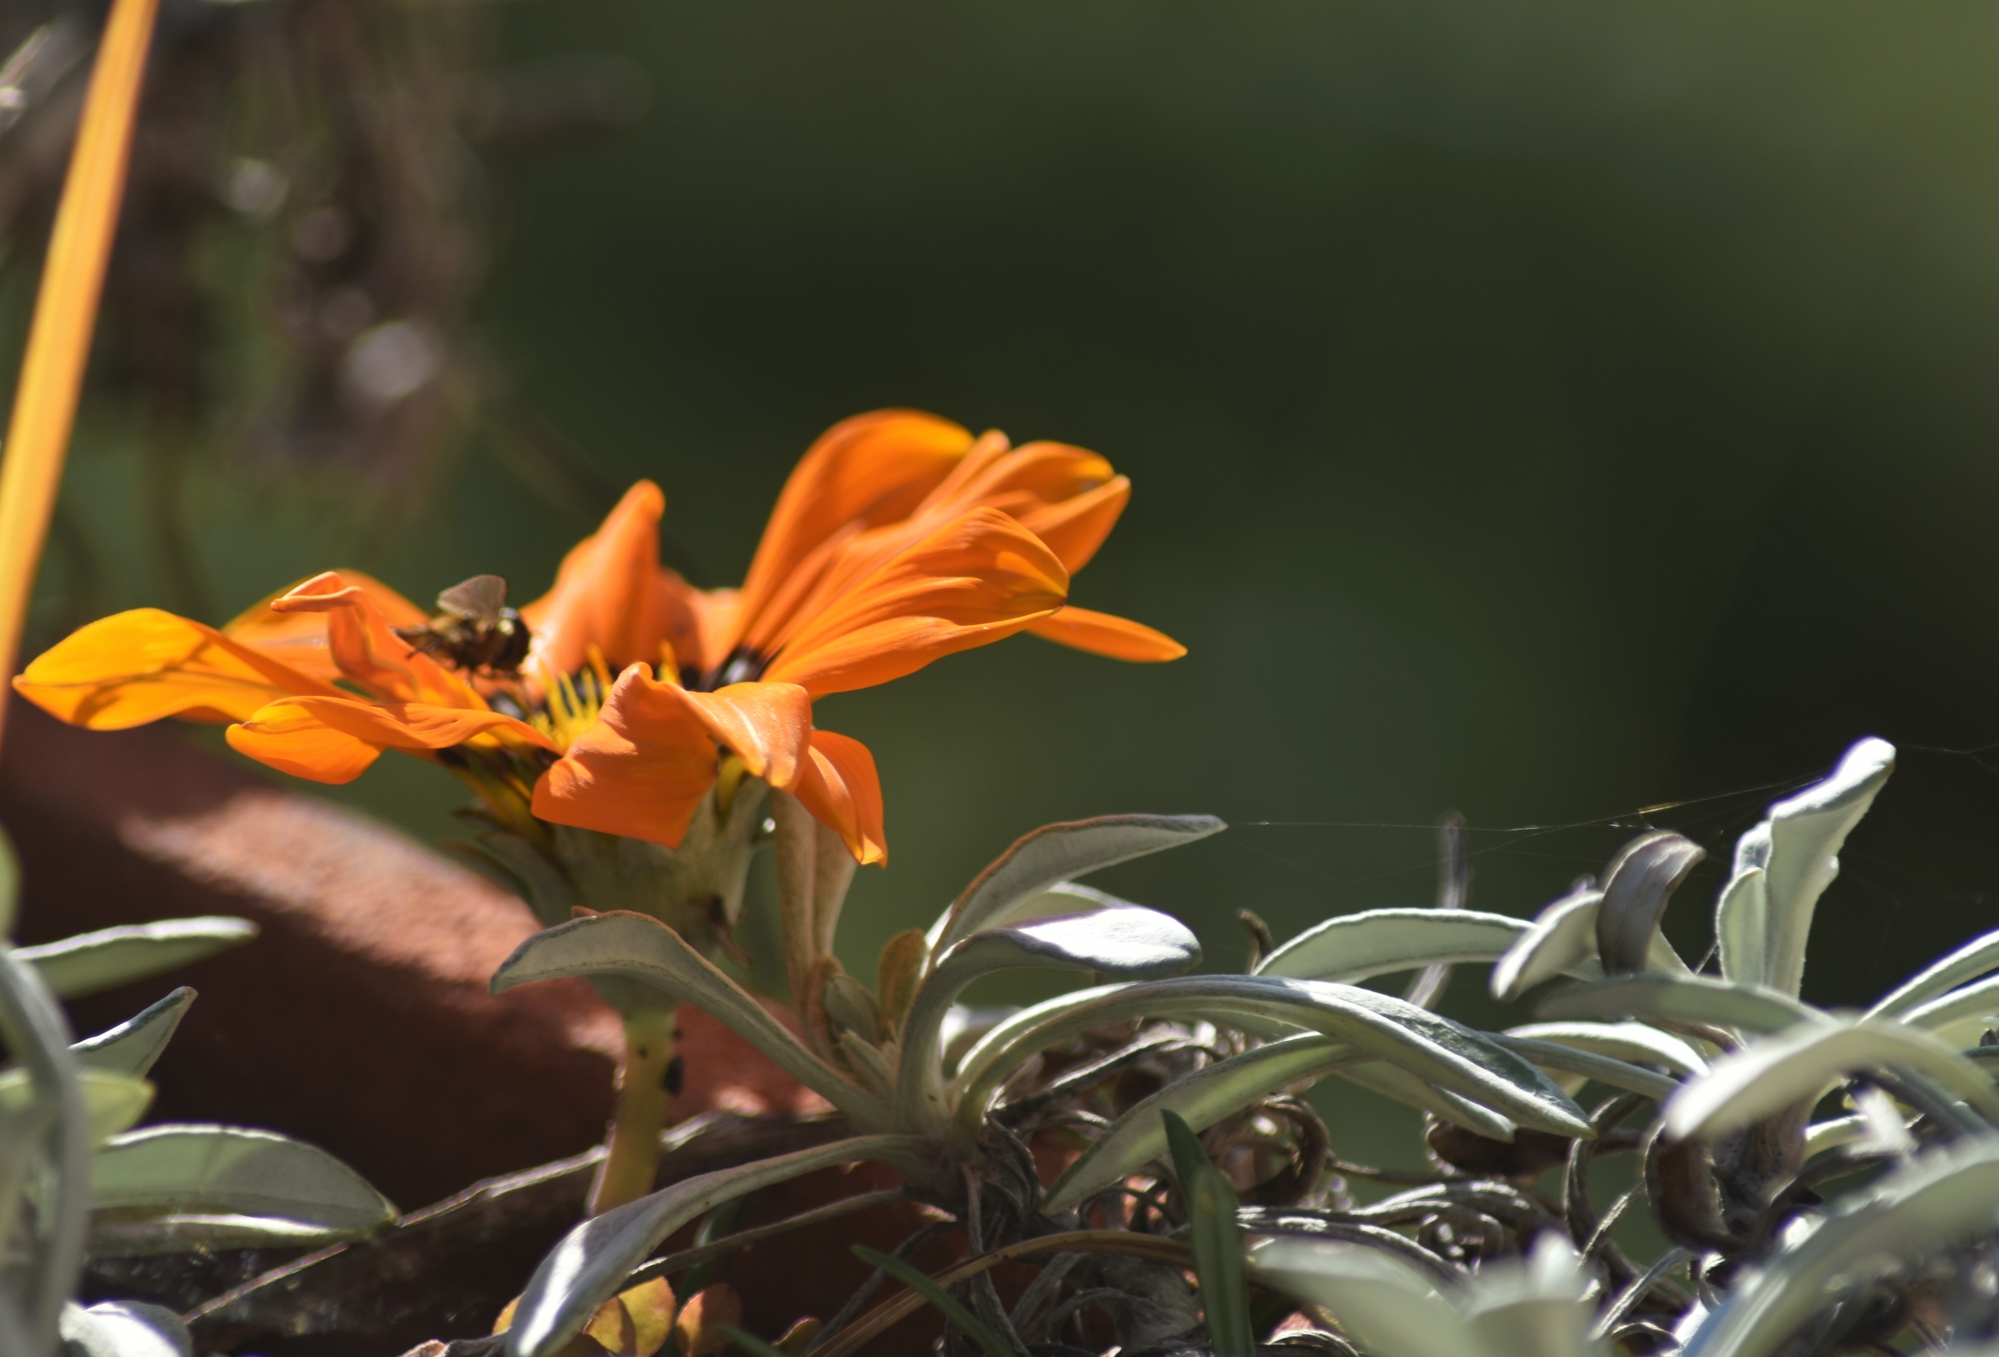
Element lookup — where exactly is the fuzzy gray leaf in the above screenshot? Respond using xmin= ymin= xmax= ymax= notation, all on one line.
xmin=21 ymin=919 xmax=256 ymax=999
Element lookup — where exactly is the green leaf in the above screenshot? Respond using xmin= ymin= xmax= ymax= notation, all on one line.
xmin=927 ymin=814 xmax=1225 ymax=955
xmin=952 ymin=974 xmax=1590 ymax=1146
xmin=897 ymin=905 xmax=1201 ymax=1130
xmin=71 ymin=988 xmax=196 ymax=1077
xmin=504 ymin=1135 xmax=928 ymax=1357
xmin=1714 ymin=738 xmax=1894 ymax=999
xmin=1536 ymin=973 xmax=1820 ymax=1036
xmin=1593 ymin=832 xmax=1704 ymax=976
xmin=1662 ymin=1019 xmax=1999 ymax=1141
xmin=1044 ymin=1035 xmax=1362 ymax=1211
xmin=1256 ymin=908 xmax=1533 ymax=982
xmin=1489 ymin=885 xmax=1603 ymax=1002
xmin=1489 ymin=1034 xmax=1680 ymax=1101
xmin=1163 ymin=1110 xmax=1255 ymax=1357
xmin=1331 ymin=1060 xmax=1518 ymax=1141
xmin=1868 ymin=926 xmax=1999 ymax=1020
xmin=20 ymin=918 xmax=256 ymax=999
xmin=57 ymin=1300 xmax=190 ymax=1357
xmin=490 ymin=911 xmax=884 ymax=1125
xmin=89 ymin=1125 xmax=397 ymax=1233
xmin=0 ymin=1067 xmax=151 ymax=1145
xmin=1894 ymin=971 xmax=1999 ymax=1049
xmin=852 ymin=1245 xmax=1013 ymax=1357
xmin=1251 ymin=1236 xmax=1479 ymax=1357
xmin=0 ymin=943 xmax=91 ymax=1355
xmin=1504 ymin=1021 xmax=1708 ymax=1078
xmin=1682 ymin=1139 xmax=1999 ymax=1357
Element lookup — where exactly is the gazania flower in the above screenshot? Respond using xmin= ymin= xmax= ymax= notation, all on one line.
xmin=519 ymin=409 xmax=1181 ymax=864
xmin=13 ymin=408 xmax=1178 ymax=869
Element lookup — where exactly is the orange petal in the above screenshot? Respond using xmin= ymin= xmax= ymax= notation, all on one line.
xmin=222 ymin=570 xmax=427 ymax=682
xmin=791 ymin=729 xmax=887 ymax=866
xmin=519 ymin=481 xmax=727 ymax=679
xmin=14 ymin=607 xmax=340 ymax=729
xmin=1015 ymin=475 xmax=1129 ymax=575
xmin=917 ymin=440 xmax=1115 ymax=523
xmin=226 ymin=696 xmax=552 ymax=784
xmin=762 ymin=508 xmax=1068 ymax=698
xmin=272 ymin=572 xmax=485 ymax=709
xmin=733 ymin=411 xmax=975 ymax=645
xmin=677 ymin=681 xmax=812 ymax=789
xmin=1026 ymin=606 xmax=1186 ymax=662
xmin=531 ymin=664 xmax=719 ymax=848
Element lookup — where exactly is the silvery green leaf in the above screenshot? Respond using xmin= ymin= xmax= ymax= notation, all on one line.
xmin=1333 ymin=1060 xmax=1518 ymax=1141
xmin=1043 ymin=1035 xmax=1361 ymax=1211
xmin=897 ymin=905 xmax=1201 ymax=1129
xmin=1663 ymin=1020 xmax=1999 ymax=1141
xmin=0 ymin=1066 xmax=150 ymax=1145
xmin=490 ymin=911 xmax=884 ymax=1124
xmin=926 ymin=814 xmax=1225 ymax=955
xmin=1714 ymin=738 xmax=1895 ymax=1000
xmin=1490 ymin=885 xmax=1604 ymax=1002
xmin=58 ymin=1300 xmax=190 ymax=1357
xmin=1682 ymin=1139 xmax=1999 ymax=1357
xmin=1804 ymin=1114 xmax=1869 ymax=1159
xmin=1461 ymin=1236 xmax=1604 ymax=1357
xmin=71 ymin=988 xmax=195 ymax=1076
xmin=20 ymin=918 xmax=257 ymax=999
xmin=1163 ymin=1110 xmax=1255 ymax=1356
xmin=89 ymin=1125 xmax=397 ymax=1232
xmin=950 ymin=974 xmax=1589 ymax=1144
xmin=1869 ymin=926 xmax=1999 ymax=1020
xmin=1257 ymin=909 xmax=1533 ymax=983
xmin=1250 ymin=1237 xmax=1480 ymax=1357
xmin=0 ymin=944 xmax=89 ymax=1356
xmin=1537 ymin=974 xmax=1820 ymax=1035
xmin=87 ymin=1211 xmax=390 ymax=1256
xmin=1594 ymin=833 xmax=1705 ymax=976
xmin=1490 ymin=1035 xmax=1680 ymax=1101
xmin=1714 ymin=829 xmax=1770 ymax=990
xmin=1505 ymin=1022 xmax=1708 ymax=1077
xmin=1894 ymin=972 xmax=1999 ymax=1049
xmin=504 ymin=1134 xmax=927 ymax=1357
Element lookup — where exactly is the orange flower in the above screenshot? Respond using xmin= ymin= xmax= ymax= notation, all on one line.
xmin=13 ymin=408 xmax=1179 ymax=867
xmin=520 ymin=410 xmax=1180 ymax=863
xmin=14 ymin=571 xmax=557 ymax=789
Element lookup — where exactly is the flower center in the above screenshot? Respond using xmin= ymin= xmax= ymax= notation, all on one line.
xmin=527 ymin=649 xmax=613 ymax=753
xmin=686 ymin=646 xmax=769 ymax=693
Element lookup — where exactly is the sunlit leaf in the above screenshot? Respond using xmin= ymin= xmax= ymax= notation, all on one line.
xmin=57 ymin=1300 xmax=190 ymax=1357
xmin=853 ymin=1245 xmax=1012 ymax=1357
xmin=951 ymin=974 xmax=1589 ymax=1145
xmin=1490 ymin=1034 xmax=1679 ymax=1101
xmin=1663 ymin=1020 xmax=1999 ymax=1141
xmin=1257 ymin=908 xmax=1532 ymax=983
xmin=503 ymin=1135 xmax=926 ymax=1357
xmin=1681 ymin=1139 xmax=1999 ymax=1357
xmin=897 ymin=905 xmax=1201 ymax=1129
xmin=1894 ymin=971 xmax=1999 ymax=1049
xmin=71 ymin=987 xmax=195 ymax=1076
xmin=1489 ymin=885 xmax=1603 ymax=1002
xmin=1713 ymin=738 xmax=1894 ymax=999
xmin=1044 ymin=1035 xmax=1362 ymax=1211
xmin=1251 ymin=1237 xmax=1478 ymax=1357
xmin=1536 ymin=973 xmax=1820 ymax=1036
xmin=1331 ymin=1060 xmax=1517 ymax=1141
xmin=89 ymin=1125 xmax=396 ymax=1232
xmin=20 ymin=918 xmax=256 ymax=999
xmin=490 ymin=910 xmax=884 ymax=1124
xmin=1869 ymin=926 xmax=1999 ymax=1020
xmin=1504 ymin=1021 xmax=1708 ymax=1078
xmin=926 ymin=814 xmax=1225 ymax=955
xmin=0 ymin=1066 xmax=151 ymax=1145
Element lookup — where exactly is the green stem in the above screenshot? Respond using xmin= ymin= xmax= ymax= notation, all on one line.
xmin=589 ymin=1005 xmax=679 ymax=1215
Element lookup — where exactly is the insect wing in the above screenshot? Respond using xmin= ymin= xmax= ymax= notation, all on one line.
xmin=436 ymin=574 xmax=509 ymax=620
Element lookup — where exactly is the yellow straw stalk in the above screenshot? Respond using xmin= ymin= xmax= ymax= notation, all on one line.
xmin=0 ymin=0 xmax=161 ymax=751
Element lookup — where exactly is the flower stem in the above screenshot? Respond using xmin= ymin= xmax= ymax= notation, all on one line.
xmin=0 ymin=0 xmax=160 ymax=751
xmin=589 ymin=1004 xmax=679 ymax=1215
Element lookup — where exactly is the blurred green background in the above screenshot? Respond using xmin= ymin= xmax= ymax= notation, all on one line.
xmin=13 ymin=0 xmax=1999 ymax=1062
